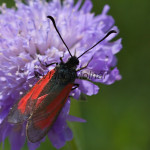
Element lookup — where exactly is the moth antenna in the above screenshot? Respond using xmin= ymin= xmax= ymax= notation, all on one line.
xmin=78 ymin=30 xmax=117 ymax=59
xmin=47 ymin=16 xmax=72 ymax=57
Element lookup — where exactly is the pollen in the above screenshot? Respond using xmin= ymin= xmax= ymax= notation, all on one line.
xmin=0 ymin=77 xmax=6 ymax=81
xmin=19 ymin=91 xmax=23 ymax=95
xmin=29 ymin=84 xmax=33 ymax=87
xmin=0 ymin=95 xmax=3 ymax=100
xmin=7 ymin=73 xmax=12 ymax=76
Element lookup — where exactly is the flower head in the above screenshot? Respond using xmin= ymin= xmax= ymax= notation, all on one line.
xmin=0 ymin=0 xmax=122 ymax=149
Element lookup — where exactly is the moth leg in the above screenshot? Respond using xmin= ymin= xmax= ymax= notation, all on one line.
xmin=77 ymin=76 xmax=88 ymax=80
xmin=71 ymin=83 xmax=79 ymax=91
xmin=38 ymin=57 xmax=58 ymax=67
xmin=77 ymin=76 xmax=92 ymax=83
xmin=60 ymin=57 xmax=64 ymax=63
xmin=77 ymin=56 xmax=93 ymax=72
xmin=34 ymin=71 xmax=44 ymax=78
xmin=45 ymin=62 xmax=58 ymax=67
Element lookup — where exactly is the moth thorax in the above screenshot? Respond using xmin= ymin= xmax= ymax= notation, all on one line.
xmin=66 ymin=56 xmax=79 ymax=68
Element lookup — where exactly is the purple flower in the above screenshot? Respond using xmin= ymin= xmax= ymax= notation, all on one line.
xmin=0 ymin=0 xmax=122 ymax=149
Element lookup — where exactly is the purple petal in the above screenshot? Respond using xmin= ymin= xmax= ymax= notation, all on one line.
xmin=0 ymin=122 xmax=12 ymax=144
xmin=81 ymin=0 xmax=93 ymax=13
xmin=9 ymin=125 xmax=26 ymax=150
xmin=48 ymin=129 xmax=66 ymax=149
xmin=48 ymin=125 xmax=73 ymax=149
xmin=0 ymin=106 xmax=9 ymax=124
xmin=28 ymin=141 xmax=41 ymax=150
xmin=112 ymin=38 xmax=122 ymax=54
xmin=67 ymin=115 xmax=86 ymax=123
xmin=74 ymin=0 xmax=82 ymax=11
xmin=64 ymin=127 xmax=73 ymax=141
xmin=70 ymin=88 xmax=81 ymax=99
xmin=76 ymin=79 xmax=99 ymax=96
xmin=102 ymin=5 xmax=110 ymax=14
xmin=105 ymin=67 xmax=122 ymax=85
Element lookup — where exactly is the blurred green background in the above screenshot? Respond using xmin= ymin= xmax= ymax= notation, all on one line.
xmin=0 ymin=0 xmax=150 ymax=150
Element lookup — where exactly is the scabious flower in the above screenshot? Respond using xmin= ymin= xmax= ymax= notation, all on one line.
xmin=0 ymin=0 xmax=122 ymax=149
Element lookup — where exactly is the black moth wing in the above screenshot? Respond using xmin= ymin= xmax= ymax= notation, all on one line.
xmin=26 ymin=63 xmax=77 ymax=142
xmin=8 ymin=70 xmax=55 ymax=124
xmin=26 ymin=79 xmax=74 ymax=142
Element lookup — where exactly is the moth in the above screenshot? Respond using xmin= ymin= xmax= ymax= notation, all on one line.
xmin=8 ymin=16 xmax=116 ymax=142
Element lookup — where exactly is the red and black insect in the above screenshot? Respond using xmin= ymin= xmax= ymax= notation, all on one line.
xmin=8 ymin=16 xmax=116 ymax=143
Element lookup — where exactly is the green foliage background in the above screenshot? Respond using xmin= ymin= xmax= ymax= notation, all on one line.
xmin=0 ymin=0 xmax=150 ymax=150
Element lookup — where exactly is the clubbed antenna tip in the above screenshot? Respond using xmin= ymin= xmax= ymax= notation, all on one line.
xmin=47 ymin=16 xmax=72 ymax=57
xmin=78 ymin=30 xmax=117 ymax=59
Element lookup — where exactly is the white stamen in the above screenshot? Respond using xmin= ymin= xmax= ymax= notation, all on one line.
xmin=24 ymin=71 xmax=28 ymax=75
xmin=105 ymin=56 xmax=109 ymax=61
xmin=29 ymin=84 xmax=33 ymax=87
xmin=20 ymin=91 xmax=23 ymax=95
xmin=0 ymin=95 xmax=3 ymax=100
xmin=7 ymin=73 xmax=12 ymax=76
xmin=34 ymin=65 xmax=39 ymax=69
xmin=0 ymin=77 xmax=6 ymax=81
xmin=99 ymin=21 xmax=104 ymax=25
xmin=15 ymin=71 xmax=19 ymax=76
